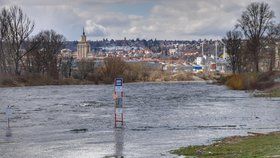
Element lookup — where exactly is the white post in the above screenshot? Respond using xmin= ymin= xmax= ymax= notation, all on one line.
xmin=5 ymin=105 xmax=12 ymax=128
xmin=215 ymin=41 xmax=218 ymax=63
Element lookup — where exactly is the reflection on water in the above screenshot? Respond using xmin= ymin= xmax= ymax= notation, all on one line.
xmin=104 ymin=127 xmax=125 ymax=158
xmin=5 ymin=127 xmax=12 ymax=141
xmin=114 ymin=128 xmax=125 ymax=158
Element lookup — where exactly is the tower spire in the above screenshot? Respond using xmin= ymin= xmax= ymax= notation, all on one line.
xmin=83 ymin=27 xmax=85 ymax=36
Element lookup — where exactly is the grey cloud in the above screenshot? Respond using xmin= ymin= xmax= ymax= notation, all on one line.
xmin=96 ymin=14 xmax=130 ymax=27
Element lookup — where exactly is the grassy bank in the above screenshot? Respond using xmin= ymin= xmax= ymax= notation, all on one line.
xmin=171 ymin=131 xmax=280 ymax=158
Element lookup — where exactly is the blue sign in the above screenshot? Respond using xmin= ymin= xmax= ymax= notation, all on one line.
xmin=115 ymin=78 xmax=123 ymax=86
xmin=193 ymin=65 xmax=203 ymax=70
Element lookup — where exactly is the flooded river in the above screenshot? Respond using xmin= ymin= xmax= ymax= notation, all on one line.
xmin=0 ymin=82 xmax=280 ymax=157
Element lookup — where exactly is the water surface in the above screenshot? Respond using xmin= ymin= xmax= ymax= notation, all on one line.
xmin=0 ymin=82 xmax=279 ymax=157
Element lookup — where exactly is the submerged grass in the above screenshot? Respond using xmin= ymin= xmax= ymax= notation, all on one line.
xmin=171 ymin=132 xmax=280 ymax=158
xmin=268 ymin=89 xmax=280 ymax=97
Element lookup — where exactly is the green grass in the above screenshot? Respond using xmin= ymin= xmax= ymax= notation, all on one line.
xmin=171 ymin=132 xmax=280 ymax=158
xmin=253 ymin=89 xmax=280 ymax=97
xmin=269 ymin=89 xmax=280 ymax=97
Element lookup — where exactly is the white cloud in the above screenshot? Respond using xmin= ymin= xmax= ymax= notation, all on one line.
xmin=85 ymin=20 xmax=109 ymax=37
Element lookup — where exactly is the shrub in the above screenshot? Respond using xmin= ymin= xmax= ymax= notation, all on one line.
xmin=173 ymin=73 xmax=193 ymax=81
xmin=225 ymin=73 xmax=258 ymax=90
xmin=148 ymin=70 xmax=162 ymax=81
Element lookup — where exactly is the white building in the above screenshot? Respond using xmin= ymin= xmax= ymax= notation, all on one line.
xmin=74 ymin=29 xmax=93 ymax=60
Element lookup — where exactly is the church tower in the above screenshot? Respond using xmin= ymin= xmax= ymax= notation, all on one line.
xmin=77 ymin=28 xmax=91 ymax=60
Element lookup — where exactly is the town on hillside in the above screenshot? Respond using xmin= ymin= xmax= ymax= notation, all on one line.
xmin=60 ymin=29 xmax=280 ymax=74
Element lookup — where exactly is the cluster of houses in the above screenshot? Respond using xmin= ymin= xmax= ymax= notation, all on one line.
xmin=60 ymin=30 xmax=280 ymax=74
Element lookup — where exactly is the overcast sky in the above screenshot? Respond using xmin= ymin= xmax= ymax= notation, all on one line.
xmin=1 ymin=0 xmax=280 ymax=41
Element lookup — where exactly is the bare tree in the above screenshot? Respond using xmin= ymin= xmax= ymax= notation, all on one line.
xmin=101 ymin=57 xmax=127 ymax=83
xmin=0 ymin=8 xmax=10 ymax=73
xmin=223 ymin=30 xmax=243 ymax=74
xmin=60 ymin=56 xmax=74 ymax=78
xmin=24 ymin=36 xmax=44 ymax=74
xmin=237 ymin=2 xmax=275 ymax=72
xmin=77 ymin=59 xmax=95 ymax=80
xmin=266 ymin=24 xmax=280 ymax=71
xmin=4 ymin=6 xmax=35 ymax=75
xmin=28 ymin=30 xmax=65 ymax=79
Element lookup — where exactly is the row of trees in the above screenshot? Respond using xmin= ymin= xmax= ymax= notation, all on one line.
xmin=0 ymin=6 xmax=66 ymax=79
xmin=224 ymin=2 xmax=280 ymax=73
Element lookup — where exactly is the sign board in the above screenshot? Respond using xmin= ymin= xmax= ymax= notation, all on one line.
xmin=115 ymin=78 xmax=123 ymax=86
xmin=5 ymin=106 xmax=12 ymax=119
xmin=114 ymin=78 xmax=123 ymax=92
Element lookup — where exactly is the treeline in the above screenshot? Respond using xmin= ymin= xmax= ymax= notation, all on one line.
xmin=224 ymin=2 xmax=280 ymax=73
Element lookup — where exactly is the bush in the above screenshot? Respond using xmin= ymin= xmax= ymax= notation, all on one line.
xmin=225 ymin=73 xmax=258 ymax=90
xmin=123 ymin=62 xmax=151 ymax=82
xmin=148 ymin=70 xmax=162 ymax=81
xmin=173 ymin=73 xmax=193 ymax=81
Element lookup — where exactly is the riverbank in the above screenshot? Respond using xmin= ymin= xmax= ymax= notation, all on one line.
xmin=219 ymin=71 xmax=280 ymax=97
xmin=0 ymin=75 xmax=94 ymax=87
xmin=0 ymin=72 xmax=205 ymax=88
xmin=171 ymin=131 xmax=280 ymax=158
